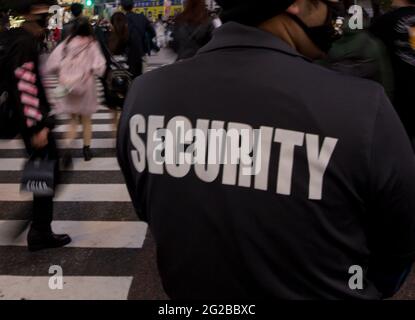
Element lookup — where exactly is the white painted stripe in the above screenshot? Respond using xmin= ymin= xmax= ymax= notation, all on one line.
xmin=0 ymin=220 xmax=146 ymax=248
xmin=0 ymin=184 xmax=130 ymax=202
xmin=0 ymin=276 xmax=133 ymax=300
xmin=0 ymin=138 xmax=116 ymax=150
xmin=0 ymin=158 xmax=120 ymax=171
xmin=54 ymin=124 xmax=115 ymax=133
xmin=57 ymin=113 xmax=114 ymax=120
xmin=0 ymin=159 xmax=25 ymax=171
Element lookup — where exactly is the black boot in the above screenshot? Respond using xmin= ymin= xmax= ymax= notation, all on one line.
xmin=83 ymin=146 xmax=92 ymax=162
xmin=27 ymin=227 xmax=71 ymax=252
xmin=61 ymin=151 xmax=73 ymax=169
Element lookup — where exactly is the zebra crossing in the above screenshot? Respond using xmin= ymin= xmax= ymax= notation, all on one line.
xmin=0 ymin=106 xmax=166 ymax=300
xmin=0 ymin=49 xmax=177 ymax=300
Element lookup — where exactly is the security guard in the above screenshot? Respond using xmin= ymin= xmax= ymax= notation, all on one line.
xmin=117 ymin=0 xmax=415 ymax=299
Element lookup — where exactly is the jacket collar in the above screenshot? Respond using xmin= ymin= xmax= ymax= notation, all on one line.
xmin=198 ymin=22 xmax=311 ymax=62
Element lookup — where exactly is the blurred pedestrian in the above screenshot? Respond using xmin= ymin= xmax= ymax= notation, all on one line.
xmin=154 ymin=14 xmax=167 ymax=48
xmin=370 ymin=0 xmax=415 ymax=144
xmin=117 ymin=0 xmax=415 ymax=299
xmin=319 ymin=0 xmax=394 ymax=99
xmin=0 ymin=0 xmax=71 ymax=251
xmin=170 ymin=0 xmax=214 ymax=60
xmin=46 ymin=17 xmax=106 ymax=162
xmin=106 ymin=12 xmax=132 ymax=131
xmin=61 ymin=2 xmax=84 ymax=42
xmin=121 ymin=0 xmax=155 ymax=78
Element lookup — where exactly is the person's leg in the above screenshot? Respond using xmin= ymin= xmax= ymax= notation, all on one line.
xmin=31 ymin=133 xmax=56 ymax=232
xmin=112 ymin=110 xmax=120 ymax=135
xmin=65 ymin=114 xmax=79 ymax=143
xmin=27 ymin=133 xmax=71 ymax=251
xmin=62 ymin=114 xmax=78 ymax=168
xmin=81 ymin=115 xmax=92 ymax=161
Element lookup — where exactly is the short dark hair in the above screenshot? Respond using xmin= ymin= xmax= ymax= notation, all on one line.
xmin=70 ymin=3 xmax=83 ymax=17
xmin=121 ymin=0 xmax=134 ymax=12
xmin=68 ymin=17 xmax=94 ymax=42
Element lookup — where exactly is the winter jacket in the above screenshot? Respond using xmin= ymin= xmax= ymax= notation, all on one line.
xmin=45 ymin=36 xmax=106 ymax=116
xmin=0 ymin=27 xmax=54 ymax=137
xmin=171 ymin=20 xmax=214 ymax=60
xmin=125 ymin=12 xmax=154 ymax=77
xmin=319 ymin=22 xmax=394 ymax=100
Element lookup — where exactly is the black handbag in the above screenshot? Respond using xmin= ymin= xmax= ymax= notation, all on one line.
xmin=106 ymin=65 xmax=132 ymax=99
xmin=100 ymin=40 xmax=132 ymax=108
xmin=20 ymin=154 xmax=57 ymax=197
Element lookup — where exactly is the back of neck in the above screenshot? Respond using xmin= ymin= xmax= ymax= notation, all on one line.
xmin=259 ymin=13 xmax=325 ymax=60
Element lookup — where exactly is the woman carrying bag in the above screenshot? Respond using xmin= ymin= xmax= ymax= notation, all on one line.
xmin=46 ymin=17 xmax=106 ymax=163
xmin=103 ymin=12 xmax=132 ymax=133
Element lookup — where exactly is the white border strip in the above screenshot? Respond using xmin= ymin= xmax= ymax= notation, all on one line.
xmin=0 ymin=276 xmax=133 ymax=300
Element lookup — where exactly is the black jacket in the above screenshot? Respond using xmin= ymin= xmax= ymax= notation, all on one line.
xmin=117 ymin=22 xmax=415 ymax=299
xmin=171 ymin=20 xmax=214 ymax=60
xmin=0 ymin=27 xmax=53 ymax=137
xmin=125 ymin=12 xmax=154 ymax=77
xmin=370 ymin=7 xmax=415 ymax=137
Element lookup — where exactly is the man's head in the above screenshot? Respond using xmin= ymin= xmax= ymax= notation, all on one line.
xmin=216 ymin=0 xmax=344 ymax=57
xmin=8 ymin=0 xmax=51 ymax=38
xmin=70 ymin=3 xmax=83 ymax=18
xmin=121 ymin=0 xmax=134 ymax=12
xmin=216 ymin=0 xmax=296 ymax=26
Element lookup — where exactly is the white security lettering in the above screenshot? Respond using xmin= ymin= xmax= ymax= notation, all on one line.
xmin=306 ymin=134 xmax=338 ymax=200
xmin=128 ymin=114 xmax=339 ymax=201
xmin=253 ymin=126 xmax=274 ymax=191
xmin=165 ymin=117 xmax=193 ymax=178
xmin=274 ymin=129 xmax=305 ymax=196
xmin=130 ymin=114 xmax=146 ymax=173
xmin=222 ymin=122 xmax=253 ymax=186
xmin=194 ymin=120 xmax=225 ymax=183
xmin=147 ymin=115 xmax=165 ymax=175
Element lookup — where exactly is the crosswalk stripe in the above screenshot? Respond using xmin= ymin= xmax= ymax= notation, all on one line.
xmin=0 ymin=202 xmax=136 ymax=221
xmin=0 ymin=171 xmax=125 ymax=184
xmin=0 ymin=184 xmax=130 ymax=202
xmin=0 ymin=158 xmax=120 ymax=172
xmin=57 ymin=113 xmax=114 ymax=120
xmin=0 ymin=220 xmax=147 ymax=248
xmin=0 ymin=51 xmax=175 ymax=300
xmin=54 ymin=124 xmax=115 ymax=133
xmin=0 ymin=276 xmax=133 ymax=300
xmin=0 ymin=138 xmax=116 ymax=150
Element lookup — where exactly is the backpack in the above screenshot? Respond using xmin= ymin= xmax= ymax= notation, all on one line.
xmin=0 ymin=31 xmax=19 ymax=139
xmin=105 ymin=57 xmax=132 ymax=101
xmin=99 ymin=37 xmax=132 ymax=109
xmin=57 ymin=40 xmax=93 ymax=97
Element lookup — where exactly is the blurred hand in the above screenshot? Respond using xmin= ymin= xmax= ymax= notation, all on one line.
xmin=31 ymin=128 xmax=49 ymax=149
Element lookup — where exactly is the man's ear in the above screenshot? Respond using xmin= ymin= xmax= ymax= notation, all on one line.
xmin=286 ymin=2 xmax=301 ymax=15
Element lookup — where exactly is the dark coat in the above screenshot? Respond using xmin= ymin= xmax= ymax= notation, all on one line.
xmin=125 ymin=12 xmax=154 ymax=77
xmin=0 ymin=27 xmax=53 ymax=137
xmin=117 ymin=22 xmax=415 ymax=300
xmin=171 ymin=20 xmax=213 ymax=60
